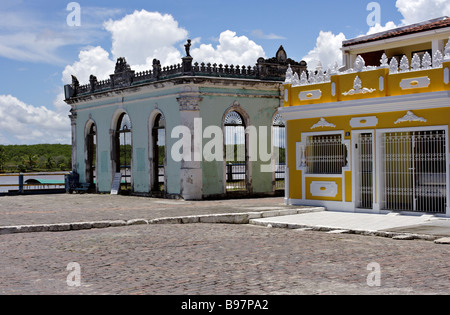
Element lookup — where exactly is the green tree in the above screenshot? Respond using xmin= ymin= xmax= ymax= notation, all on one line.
xmin=0 ymin=146 xmax=6 ymax=171
xmin=23 ymin=154 xmax=39 ymax=170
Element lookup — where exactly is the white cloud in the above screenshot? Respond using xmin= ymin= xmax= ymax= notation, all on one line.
xmin=251 ymin=29 xmax=286 ymax=40
xmin=366 ymin=21 xmax=398 ymax=35
xmin=63 ymin=10 xmax=269 ymax=83
xmin=300 ymin=0 xmax=450 ymax=73
xmin=0 ymin=95 xmax=70 ymax=144
xmin=191 ymin=30 xmax=266 ymax=66
xmin=62 ymin=46 xmax=115 ymax=84
xmin=396 ymin=0 xmax=450 ymax=25
xmin=56 ymin=12 xmax=269 ymax=144
xmin=302 ymin=31 xmax=347 ymax=71
xmin=103 ymin=10 xmax=188 ymax=68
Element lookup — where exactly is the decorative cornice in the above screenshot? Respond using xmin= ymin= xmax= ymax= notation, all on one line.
xmin=279 ymin=91 xmax=450 ymax=121
xmin=395 ymin=111 xmax=427 ymax=124
xmin=311 ymin=118 xmax=336 ymax=129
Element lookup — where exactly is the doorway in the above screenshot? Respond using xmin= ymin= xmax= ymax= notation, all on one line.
xmin=379 ymin=129 xmax=447 ymax=213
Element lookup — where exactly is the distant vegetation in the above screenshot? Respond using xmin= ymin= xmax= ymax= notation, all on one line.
xmin=0 ymin=144 xmax=71 ymax=173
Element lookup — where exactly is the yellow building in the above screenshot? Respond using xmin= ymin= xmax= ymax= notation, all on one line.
xmin=280 ymin=17 xmax=450 ymax=217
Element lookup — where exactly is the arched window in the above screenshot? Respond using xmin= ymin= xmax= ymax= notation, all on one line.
xmin=151 ymin=113 xmax=166 ymax=193
xmin=85 ymin=121 xmax=97 ymax=189
xmin=224 ymin=111 xmax=247 ymax=192
xmin=272 ymin=114 xmax=286 ymax=191
xmin=115 ymin=113 xmax=132 ymax=192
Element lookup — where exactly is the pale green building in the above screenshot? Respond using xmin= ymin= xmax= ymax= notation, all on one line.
xmin=64 ymin=45 xmax=305 ymax=200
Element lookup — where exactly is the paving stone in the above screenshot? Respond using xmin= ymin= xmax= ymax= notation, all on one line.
xmin=70 ymin=222 xmax=93 ymax=230
xmin=0 ymin=223 xmax=449 ymax=295
xmin=91 ymin=221 xmax=111 ymax=229
xmin=180 ymin=216 xmax=200 ymax=224
xmin=126 ymin=219 xmax=148 ymax=226
xmin=392 ymin=234 xmax=416 ymax=240
xmin=434 ymin=237 xmax=450 ymax=244
xmin=0 ymin=226 xmax=20 ymax=235
xmin=327 ymin=230 xmax=351 ymax=234
xmin=48 ymin=223 xmax=71 ymax=232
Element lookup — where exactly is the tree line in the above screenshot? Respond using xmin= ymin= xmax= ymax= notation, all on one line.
xmin=0 ymin=144 xmax=71 ymax=173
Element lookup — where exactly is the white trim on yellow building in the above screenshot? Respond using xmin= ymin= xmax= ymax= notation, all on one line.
xmin=280 ymin=30 xmax=450 ymax=217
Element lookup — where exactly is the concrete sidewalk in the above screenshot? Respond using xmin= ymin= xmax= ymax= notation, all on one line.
xmin=250 ymin=211 xmax=450 ymax=243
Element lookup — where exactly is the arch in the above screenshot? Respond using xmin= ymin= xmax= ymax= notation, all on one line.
xmin=272 ymin=112 xmax=286 ymax=191
xmin=84 ymin=119 xmax=98 ymax=190
xmin=222 ymin=104 xmax=251 ymax=193
xmin=110 ymin=109 xmax=133 ymax=193
xmin=149 ymin=109 xmax=167 ymax=194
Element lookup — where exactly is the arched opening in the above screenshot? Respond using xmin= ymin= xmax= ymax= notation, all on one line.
xmin=114 ymin=113 xmax=132 ymax=193
xmin=151 ymin=113 xmax=166 ymax=194
xmin=272 ymin=114 xmax=286 ymax=191
xmin=224 ymin=110 xmax=248 ymax=192
xmin=85 ymin=121 xmax=97 ymax=189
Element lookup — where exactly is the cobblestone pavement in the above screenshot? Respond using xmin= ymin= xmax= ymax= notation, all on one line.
xmin=0 ymin=194 xmax=294 ymax=226
xmin=0 ymin=223 xmax=449 ymax=295
xmin=0 ymin=194 xmax=449 ymax=296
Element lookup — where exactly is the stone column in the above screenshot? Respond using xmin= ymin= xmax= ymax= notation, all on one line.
xmin=69 ymin=109 xmax=78 ymax=173
xmin=177 ymin=86 xmax=203 ymax=200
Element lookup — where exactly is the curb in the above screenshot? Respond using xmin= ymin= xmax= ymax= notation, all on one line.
xmin=249 ymin=219 xmax=447 ymax=244
xmin=1 ymin=207 xmax=448 ymax=245
xmin=0 ymin=207 xmax=324 ymax=236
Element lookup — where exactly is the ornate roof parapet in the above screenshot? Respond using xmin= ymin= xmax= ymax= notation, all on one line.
xmin=64 ymin=43 xmax=303 ymax=101
xmin=110 ymin=57 xmax=135 ymax=89
xmin=283 ymin=42 xmax=450 ymax=107
xmin=257 ymin=45 xmax=307 ymax=80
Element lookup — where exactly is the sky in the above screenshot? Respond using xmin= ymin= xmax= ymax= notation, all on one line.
xmin=0 ymin=0 xmax=449 ymax=145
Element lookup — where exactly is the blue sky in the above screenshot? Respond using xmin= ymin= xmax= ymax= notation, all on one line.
xmin=0 ymin=0 xmax=447 ymax=144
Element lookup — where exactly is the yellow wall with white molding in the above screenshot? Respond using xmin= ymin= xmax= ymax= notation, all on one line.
xmin=287 ymin=106 xmax=450 ymax=201
xmin=284 ymin=61 xmax=450 ymax=108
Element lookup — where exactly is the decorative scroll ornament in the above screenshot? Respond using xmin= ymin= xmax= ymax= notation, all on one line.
xmin=311 ymin=118 xmax=336 ymax=129
xmin=399 ymin=55 xmax=410 ymax=72
xmin=422 ymin=52 xmax=432 ymax=69
xmin=411 ymin=54 xmax=421 ymax=71
xmin=342 ymin=76 xmax=376 ymax=96
xmin=395 ymin=111 xmax=427 ymax=124
xmin=285 ymin=65 xmax=294 ymax=84
xmin=380 ymin=53 xmax=389 ymax=68
xmin=433 ymin=51 xmax=443 ymax=68
xmin=389 ymin=57 xmax=399 ymax=74
xmin=445 ymin=38 xmax=450 ymax=60
xmin=354 ymin=55 xmax=365 ymax=72
xmin=300 ymin=71 xmax=308 ymax=85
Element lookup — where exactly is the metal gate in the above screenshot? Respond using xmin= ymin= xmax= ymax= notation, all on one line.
xmin=381 ymin=130 xmax=447 ymax=213
xmin=356 ymin=133 xmax=374 ymax=209
xmin=273 ymin=114 xmax=286 ymax=190
xmin=224 ymin=111 xmax=247 ymax=192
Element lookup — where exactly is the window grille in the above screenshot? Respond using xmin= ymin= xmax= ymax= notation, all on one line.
xmin=305 ymin=134 xmax=347 ymax=174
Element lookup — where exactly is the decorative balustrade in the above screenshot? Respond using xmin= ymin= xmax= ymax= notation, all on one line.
xmin=66 ymin=56 xmax=280 ymax=99
xmin=287 ymin=39 xmax=450 ymax=89
xmin=284 ymin=38 xmax=450 ymax=107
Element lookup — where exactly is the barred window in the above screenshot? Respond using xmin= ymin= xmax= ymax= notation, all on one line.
xmin=306 ymin=134 xmax=347 ymax=174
